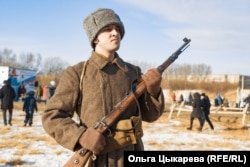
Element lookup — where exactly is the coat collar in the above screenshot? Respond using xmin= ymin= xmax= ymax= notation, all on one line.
xmin=89 ymin=51 xmax=128 ymax=72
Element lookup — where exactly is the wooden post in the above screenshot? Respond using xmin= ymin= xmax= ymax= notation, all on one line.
xmin=242 ymin=103 xmax=249 ymax=127
xmin=168 ymin=103 xmax=176 ymax=120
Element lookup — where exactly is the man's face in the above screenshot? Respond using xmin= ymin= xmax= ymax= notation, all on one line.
xmin=94 ymin=24 xmax=121 ymax=52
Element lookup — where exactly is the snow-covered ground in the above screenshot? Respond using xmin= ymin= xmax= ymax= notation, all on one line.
xmin=0 ymin=110 xmax=250 ymax=166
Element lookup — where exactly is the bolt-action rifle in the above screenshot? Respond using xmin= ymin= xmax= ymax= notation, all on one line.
xmin=63 ymin=37 xmax=191 ymax=167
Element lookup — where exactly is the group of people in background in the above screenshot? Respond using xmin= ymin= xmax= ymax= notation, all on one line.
xmin=0 ymin=79 xmax=38 ymax=127
xmin=171 ymin=90 xmax=250 ymax=132
xmin=170 ymin=92 xmax=185 ymax=105
xmin=1 ymin=76 xmax=248 ymax=131
xmin=34 ymin=80 xmax=56 ymax=103
xmin=214 ymin=93 xmax=231 ymax=108
xmin=187 ymin=92 xmax=214 ymax=132
xmin=0 ymin=80 xmax=56 ymax=126
xmin=170 ymin=91 xmax=194 ymax=106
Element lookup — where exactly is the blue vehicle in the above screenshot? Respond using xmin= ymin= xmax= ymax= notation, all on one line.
xmin=0 ymin=66 xmax=37 ymax=101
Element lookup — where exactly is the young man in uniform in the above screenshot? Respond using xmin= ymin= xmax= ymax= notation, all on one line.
xmin=42 ymin=8 xmax=165 ymax=166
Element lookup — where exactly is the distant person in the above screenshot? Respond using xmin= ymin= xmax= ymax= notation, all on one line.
xmin=170 ymin=92 xmax=176 ymax=104
xmin=178 ymin=94 xmax=184 ymax=104
xmin=20 ymin=85 xmax=26 ymax=101
xmin=216 ymin=93 xmax=223 ymax=106
xmin=35 ymin=85 xmax=43 ymax=103
xmin=187 ymin=92 xmax=193 ymax=105
xmin=239 ymin=99 xmax=245 ymax=108
xmin=201 ymin=93 xmax=214 ymax=130
xmin=244 ymin=94 xmax=250 ymax=111
xmin=48 ymin=81 xmax=56 ymax=99
xmin=187 ymin=92 xmax=204 ymax=131
xmin=223 ymin=97 xmax=229 ymax=107
xmin=23 ymin=91 xmax=38 ymax=126
xmin=244 ymin=94 xmax=250 ymax=105
xmin=214 ymin=98 xmax=219 ymax=107
xmin=0 ymin=80 xmax=16 ymax=126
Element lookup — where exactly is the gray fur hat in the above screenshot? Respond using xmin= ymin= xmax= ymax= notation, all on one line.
xmin=83 ymin=8 xmax=125 ymax=48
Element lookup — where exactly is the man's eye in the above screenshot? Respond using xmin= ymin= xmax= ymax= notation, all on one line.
xmin=101 ymin=26 xmax=120 ymax=33
xmin=115 ymin=27 xmax=121 ymax=33
xmin=103 ymin=27 xmax=112 ymax=32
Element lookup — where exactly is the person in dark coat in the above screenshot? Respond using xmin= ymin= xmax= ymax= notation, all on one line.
xmin=187 ymin=92 xmax=204 ymax=131
xmin=46 ymin=80 xmax=56 ymax=104
xmin=48 ymin=80 xmax=56 ymax=98
xmin=244 ymin=94 xmax=250 ymax=112
xmin=201 ymin=93 xmax=214 ymax=130
xmin=244 ymin=94 xmax=250 ymax=105
xmin=20 ymin=85 xmax=26 ymax=101
xmin=178 ymin=94 xmax=184 ymax=104
xmin=0 ymin=80 xmax=16 ymax=126
xmin=188 ymin=92 xmax=193 ymax=105
xmin=23 ymin=91 xmax=38 ymax=126
xmin=216 ymin=93 xmax=223 ymax=106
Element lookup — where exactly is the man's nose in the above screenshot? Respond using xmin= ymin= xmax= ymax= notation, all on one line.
xmin=111 ymin=29 xmax=119 ymax=36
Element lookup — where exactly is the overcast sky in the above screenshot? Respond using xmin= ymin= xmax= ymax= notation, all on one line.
xmin=0 ymin=0 xmax=249 ymax=75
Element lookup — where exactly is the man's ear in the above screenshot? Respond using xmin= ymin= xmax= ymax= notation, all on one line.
xmin=93 ymin=38 xmax=99 ymax=45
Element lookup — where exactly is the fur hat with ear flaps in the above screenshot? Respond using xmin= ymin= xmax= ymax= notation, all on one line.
xmin=83 ymin=8 xmax=125 ymax=48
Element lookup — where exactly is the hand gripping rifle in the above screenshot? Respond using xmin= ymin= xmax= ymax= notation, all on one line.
xmin=63 ymin=37 xmax=191 ymax=167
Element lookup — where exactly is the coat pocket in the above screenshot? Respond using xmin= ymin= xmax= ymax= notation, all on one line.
xmin=101 ymin=116 xmax=143 ymax=154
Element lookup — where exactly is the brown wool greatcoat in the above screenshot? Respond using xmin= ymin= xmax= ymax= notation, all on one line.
xmin=42 ymin=52 xmax=165 ymax=167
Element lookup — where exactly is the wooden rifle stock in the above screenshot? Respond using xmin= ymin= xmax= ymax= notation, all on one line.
xmin=63 ymin=37 xmax=191 ymax=167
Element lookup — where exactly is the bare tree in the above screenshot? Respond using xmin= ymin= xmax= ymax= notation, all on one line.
xmin=164 ymin=63 xmax=211 ymax=78
xmin=18 ymin=53 xmax=42 ymax=71
xmin=41 ymin=56 xmax=69 ymax=79
xmin=162 ymin=63 xmax=212 ymax=89
xmin=0 ymin=48 xmax=42 ymax=72
xmin=191 ymin=64 xmax=211 ymax=75
xmin=0 ymin=48 xmax=17 ymax=66
xmin=190 ymin=64 xmax=212 ymax=81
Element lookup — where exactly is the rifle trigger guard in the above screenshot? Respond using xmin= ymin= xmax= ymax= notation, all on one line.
xmin=105 ymin=128 xmax=112 ymax=137
xmin=99 ymin=121 xmax=112 ymax=137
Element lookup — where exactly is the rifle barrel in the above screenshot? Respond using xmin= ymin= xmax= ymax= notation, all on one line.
xmin=157 ymin=37 xmax=191 ymax=73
